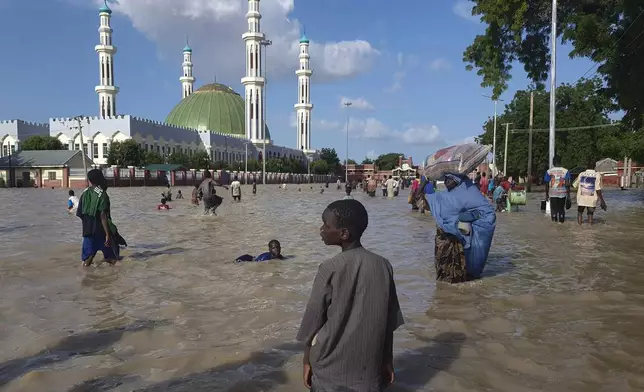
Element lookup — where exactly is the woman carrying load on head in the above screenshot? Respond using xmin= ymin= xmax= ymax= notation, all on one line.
xmin=409 ymin=173 xmax=421 ymax=210
xmin=426 ymin=173 xmax=496 ymax=283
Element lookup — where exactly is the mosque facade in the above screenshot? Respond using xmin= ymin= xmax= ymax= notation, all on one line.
xmin=0 ymin=0 xmax=315 ymax=167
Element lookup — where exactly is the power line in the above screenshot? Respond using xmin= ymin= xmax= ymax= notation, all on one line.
xmin=510 ymin=123 xmax=621 ymax=133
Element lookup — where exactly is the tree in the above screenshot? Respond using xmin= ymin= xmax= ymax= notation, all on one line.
xmin=107 ymin=140 xmax=145 ymax=167
xmin=463 ymin=0 xmax=644 ymax=128
xmin=361 ymin=158 xmax=374 ymax=164
xmin=190 ymin=150 xmax=212 ymax=169
xmin=346 ymin=159 xmax=357 ymax=165
xmin=21 ymin=136 xmax=66 ymax=151
xmin=319 ymin=148 xmax=341 ymax=173
xmin=143 ymin=151 xmax=165 ymax=165
xmin=375 ymin=153 xmax=403 ymax=171
xmin=167 ymin=152 xmax=191 ymax=166
xmin=476 ymin=78 xmax=619 ymax=179
xmin=311 ymin=159 xmax=330 ymax=174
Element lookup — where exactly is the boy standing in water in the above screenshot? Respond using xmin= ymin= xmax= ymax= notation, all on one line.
xmin=252 ymin=179 xmax=257 ymax=195
xmin=67 ymin=190 xmax=79 ymax=213
xmin=76 ymin=169 xmax=120 ymax=266
xmin=298 ymin=199 xmax=404 ymax=391
xmin=231 ymin=175 xmax=242 ymax=201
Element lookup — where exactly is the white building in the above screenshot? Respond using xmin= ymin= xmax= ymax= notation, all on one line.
xmin=0 ymin=0 xmax=315 ymax=167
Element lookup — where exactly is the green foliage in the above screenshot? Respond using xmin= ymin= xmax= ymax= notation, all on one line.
xmin=311 ymin=159 xmax=330 ymax=174
xmin=477 ymin=78 xmax=624 ymax=177
xmin=463 ymin=0 xmax=644 ymax=128
xmin=346 ymin=159 xmax=357 ymax=165
xmin=143 ymin=151 xmax=165 ymax=165
xmin=375 ymin=153 xmax=403 ymax=171
xmin=107 ymin=140 xmax=146 ymax=167
xmin=20 ymin=136 xmax=66 ymax=151
xmin=361 ymin=158 xmax=374 ymax=164
xmin=190 ymin=150 xmax=212 ymax=170
xmin=167 ymin=152 xmax=191 ymax=166
xmin=319 ymin=148 xmax=341 ymax=173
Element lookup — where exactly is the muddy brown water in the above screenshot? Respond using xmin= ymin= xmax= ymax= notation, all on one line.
xmin=1 ymin=186 xmax=643 ymax=391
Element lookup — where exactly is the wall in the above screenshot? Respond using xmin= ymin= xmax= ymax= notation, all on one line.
xmin=42 ymin=168 xmax=64 ymax=188
xmin=0 ymin=120 xmax=50 ymax=157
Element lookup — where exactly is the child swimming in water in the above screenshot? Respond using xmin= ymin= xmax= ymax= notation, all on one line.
xmin=157 ymin=198 xmax=171 ymax=210
xmin=235 ymin=240 xmax=284 ymax=262
xmin=68 ymin=190 xmax=79 ymax=213
xmin=176 ymin=190 xmax=183 ymax=199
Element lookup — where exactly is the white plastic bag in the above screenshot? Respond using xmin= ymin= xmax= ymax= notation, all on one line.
xmin=423 ymin=143 xmax=491 ymax=181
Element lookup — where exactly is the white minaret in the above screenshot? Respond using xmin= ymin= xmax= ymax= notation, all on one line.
xmin=180 ymin=40 xmax=195 ymax=99
xmin=95 ymin=0 xmax=118 ymax=118
xmin=241 ymin=0 xmax=266 ymax=144
xmin=295 ymin=32 xmax=314 ymax=152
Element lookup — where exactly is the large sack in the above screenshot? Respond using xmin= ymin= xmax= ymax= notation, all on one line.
xmin=423 ymin=143 xmax=491 ymax=181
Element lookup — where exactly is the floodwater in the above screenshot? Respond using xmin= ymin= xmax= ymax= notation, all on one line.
xmin=1 ymin=185 xmax=644 ymax=392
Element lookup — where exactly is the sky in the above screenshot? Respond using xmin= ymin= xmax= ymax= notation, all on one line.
xmin=0 ymin=0 xmax=597 ymax=163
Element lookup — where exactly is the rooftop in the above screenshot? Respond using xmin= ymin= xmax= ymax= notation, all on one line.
xmin=0 ymin=150 xmax=91 ymax=168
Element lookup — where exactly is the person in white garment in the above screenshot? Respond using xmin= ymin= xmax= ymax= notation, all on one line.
xmin=573 ymin=160 xmax=607 ymax=226
xmin=67 ymin=190 xmax=79 ymax=213
xmin=385 ymin=175 xmax=396 ymax=198
xmin=230 ymin=176 xmax=242 ymax=202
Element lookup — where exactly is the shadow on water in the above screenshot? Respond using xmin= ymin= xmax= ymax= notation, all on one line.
xmin=126 ymin=247 xmax=188 ymax=261
xmin=389 ymin=332 xmax=465 ymax=392
xmin=69 ymin=343 xmax=301 ymax=392
xmin=480 ymin=256 xmax=516 ymax=279
xmin=0 ymin=320 xmax=170 ymax=388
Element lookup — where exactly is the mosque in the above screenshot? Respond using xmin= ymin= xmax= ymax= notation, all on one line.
xmin=0 ymin=0 xmax=316 ymax=167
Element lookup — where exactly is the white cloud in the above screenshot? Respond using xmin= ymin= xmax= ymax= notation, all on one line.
xmin=342 ymin=117 xmax=443 ymax=145
xmin=397 ymin=52 xmax=404 ymax=67
xmin=340 ymin=96 xmax=374 ymax=110
xmin=289 ymin=113 xmax=340 ymax=130
xmin=366 ymin=149 xmax=377 ymax=159
xmin=106 ymin=0 xmax=380 ymax=83
xmin=385 ymin=71 xmax=405 ymax=93
xmin=429 ymin=58 xmax=451 ymax=71
xmin=453 ymin=0 xmax=479 ymax=22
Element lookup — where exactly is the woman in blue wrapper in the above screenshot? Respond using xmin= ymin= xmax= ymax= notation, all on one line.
xmin=426 ymin=173 xmax=496 ymax=282
xmin=236 ymin=240 xmax=284 ymax=262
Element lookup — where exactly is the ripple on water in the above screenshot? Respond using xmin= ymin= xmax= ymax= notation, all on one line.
xmin=1 ymin=186 xmax=644 ymax=391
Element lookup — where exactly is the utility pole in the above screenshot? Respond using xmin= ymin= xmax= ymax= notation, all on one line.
xmin=73 ymin=116 xmax=89 ymax=187
xmin=344 ymin=101 xmax=352 ymax=182
xmin=502 ymin=122 xmax=512 ymax=175
xmin=483 ymin=94 xmax=503 ymax=170
xmin=548 ymin=0 xmax=557 ymax=168
xmin=527 ymin=92 xmax=534 ymax=192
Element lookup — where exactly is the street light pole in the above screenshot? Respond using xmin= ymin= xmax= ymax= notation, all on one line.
xmin=261 ymin=39 xmax=272 ymax=185
xmin=502 ymin=122 xmax=512 ymax=175
xmin=344 ymin=101 xmax=352 ymax=183
xmin=548 ymin=0 xmax=557 ymax=168
xmin=483 ymin=94 xmax=502 ymax=171
xmin=244 ymin=142 xmax=248 ymax=184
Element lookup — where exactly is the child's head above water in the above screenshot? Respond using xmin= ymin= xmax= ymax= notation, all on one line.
xmin=320 ymin=199 xmax=368 ymax=246
xmin=161 ymin=198 xmax=167 ymax=205
xmin=345 ymin=185 xmax=352 ymax=195
xmin=268 ymin=239 xmax=282 ymax=258
xmin=69 ymin=190 xmax=75 ymax=196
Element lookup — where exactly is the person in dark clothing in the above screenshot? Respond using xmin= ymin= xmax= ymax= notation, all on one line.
xmin=76 ymin=169 xmax=126 ymax=267
xmin=297 ymin=199 xmax=404 ymax=391
xmin=198 ymin=170 xmax=226 ymax=214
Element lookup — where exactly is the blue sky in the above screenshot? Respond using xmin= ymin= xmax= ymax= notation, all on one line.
xmin=0 ymin=0 xmax=595 ymax=163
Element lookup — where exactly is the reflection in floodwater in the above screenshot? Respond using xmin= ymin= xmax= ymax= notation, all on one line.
xmin=0 ymin=186 xmax=643 ymax=391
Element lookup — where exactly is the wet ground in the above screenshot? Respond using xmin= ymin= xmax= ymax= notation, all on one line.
xmin=1 ymin=185 xmax=643 ymax=391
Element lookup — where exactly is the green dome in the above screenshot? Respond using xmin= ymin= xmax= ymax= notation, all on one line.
xmin=99 ymin=0 xmax=112 ymax=14
xmin=183 ymin=44 xmax=192 ymax=53
xmin=299 ymin=33 xmax=309 ymax=43
xmin=165 ymin=83 xmax=270 ymax=139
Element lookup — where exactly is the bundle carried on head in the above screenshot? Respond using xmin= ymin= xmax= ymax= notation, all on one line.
xmin=423 ymin=143 xmax=491 ymax=181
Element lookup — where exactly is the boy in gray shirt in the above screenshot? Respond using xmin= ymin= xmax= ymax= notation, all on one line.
xmin=297 ymin=199 xmax=404 ymax=391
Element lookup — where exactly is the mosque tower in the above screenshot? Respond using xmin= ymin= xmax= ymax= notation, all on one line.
xmin=180 ymin=40 xmax=196 ymax=99
xmin=95 ymin=0 xmax=119 ymax=118
xmin=241 ymin=0 xmax=266 ymax=144
xmin=294 ymin=32 xmax=313 ymax=152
